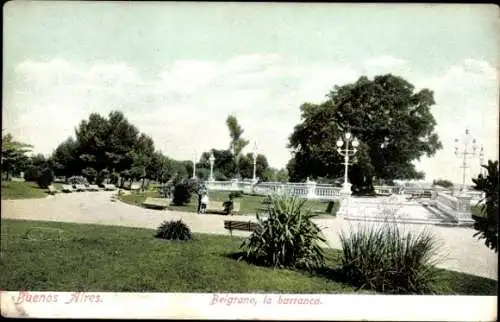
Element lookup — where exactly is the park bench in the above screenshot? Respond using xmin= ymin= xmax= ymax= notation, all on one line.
xmin=142 ymin=197 xmax=170 ymax=210
xmin=103 ymin=184 xmax=117 ymax=191
xmin=206 ymin=201 xmax=241 ymax=215
xmin=47 ymin=185 xmax=59 ymax=195
xmin=61 ymin=184 xmax=75 ymax=193
xmin=74 ymin=184 xmax=87 ymax=192
xmin=224 ymin=220 xmax=260 ymax=236
xmin=87 ymin=184 xmax=100 ymax=191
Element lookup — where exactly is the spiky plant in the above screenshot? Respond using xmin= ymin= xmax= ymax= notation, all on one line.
xmin=155 ymin=220 xmax=192 ymax=241
xmin=339 ymin=219 xmax=442 ymax=294
xmin=240 ymin=193 xmax=327 ymax=270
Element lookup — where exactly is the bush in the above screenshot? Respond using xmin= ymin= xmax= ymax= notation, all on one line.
xmin=471 ymin=160 xmax=498 ymax=252
xmin=229 ymin=191 xmax=243 ymax=199
xmin=82 ymin=167 xmax=98 ymax=184
xmin=338 ymin=221 xmax=442 ymax=294
xmin=23 ymin=165 xmax=40 ymax=182
xmin=239 ymin=193 xmax=327 ymax=271
xmin=155 ymin=220 xmax=192 ymax=241
xmin=173 ymin=183 xmax=191 ymax=206
xmin=223 ymin=200 xmax=234 ymax=215
xmin=36 ymin=167 xmax=54 ymax=189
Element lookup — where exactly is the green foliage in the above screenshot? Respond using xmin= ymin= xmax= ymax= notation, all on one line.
xmin=229 ymin=191 xmax=243 ymax=199
xmin=240 ymin=193 xmax=327 ymax=271
xmin=239 ymin=153 xmax=270 ymax=180
xmin=155 ymin=220 xmax=192 ymax=241
xmin=226 ymin=115 xmax=249 ymax=177
xmin=432 ymin=179 xmax=453 ymax=188
xmin=339 ymin=221 xmax=441 ymax=294
xmin=35 ymin=167 xmax=54 ymax=189
xmin=82 ymin=167 xmax=98 ymax=184
xmin=173 ymin=183 xmax=191 ymax=206
xmin=23 ymin=165 xmax=40 ymax=182
xmin=199 ymin=149 xmax=237 ymax=180
xmin=471 ymin=160 xmax=498 ymax=252
xmin=1 ymin=132 xmax=32 ymax=180
xmin=223 ymin=200 xmax=234 ymax=214
xmin=287 ymin=74 xmax=441 ymax=188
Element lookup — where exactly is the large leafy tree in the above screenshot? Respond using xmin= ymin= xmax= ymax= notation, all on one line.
xmin=239 ymin=153 xmax=270 ymax=180
xmin=471 ymin=160 xmax=498 ymax=252
xmin=1 ymin=132 xmax=33 ymax=180
xmin=287 ymin=74 xmax=442 ymax=191
xmin=226 ymin=115 xmax=249 ymax=178
xmin=199 ymin=149 xmax=236 ymax=180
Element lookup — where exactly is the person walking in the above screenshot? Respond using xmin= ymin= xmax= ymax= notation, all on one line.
xmin=201 ymin=191 xmax=209 ymax=214
xmin=196 ymin=184 xmax=207 ymax=214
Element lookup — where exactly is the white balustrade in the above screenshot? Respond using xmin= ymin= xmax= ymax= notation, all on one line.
xmin=434 ymin=191 xmax=473 ymax=223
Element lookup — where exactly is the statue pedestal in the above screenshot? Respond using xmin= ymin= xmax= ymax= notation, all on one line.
xmin=337 ymin=183 xmax=352 ymax=217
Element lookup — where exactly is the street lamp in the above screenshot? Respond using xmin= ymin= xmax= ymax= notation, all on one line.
xmin=336 ymin=131 xmax=359 ymax=195
xmin=209 ymin=152 xmax=215 ymax=182
xmin=252 ymin=141 xmax=258 ymax=183
xmin=454 ymin=128 xmax=478 ymax=192
xmin=478 ymin=145 xmax=485 ymax=176
xmin=192 ymin=150 xmax=197 ymax=179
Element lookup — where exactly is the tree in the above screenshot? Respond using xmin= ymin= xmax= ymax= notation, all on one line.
xmin=239 ymin=153 xmax=270 ymax=180
xmin=287 ymin=74 xmax=442 ymax=191
xmin=226 ymin=115 xmax=249 ymax=178
xmin=471 ymin=160 xmax=498 ymax=252
xmin=1 ymin=132 xmax=33 ymax=180
xmin=199 ymin=149 xmax=236 ymax=179
xmin=51 ymin=137 xmax=78 ymax=177
xmin=432 ymin=179 xmax=453 ymax=189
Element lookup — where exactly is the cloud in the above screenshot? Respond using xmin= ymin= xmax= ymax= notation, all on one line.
xmin=364 ymin=55 xmax=407 ymax=69
xmin=3 ymin=56 xmax=498 ymax=183
xmin=413 ymin=59 xmax=498 ymax=183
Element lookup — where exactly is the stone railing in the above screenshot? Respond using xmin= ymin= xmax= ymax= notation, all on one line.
xmin=205 ymin=180 xmax=341 ymax=200
xmin=433 ymin=191 xmax=473 ymax=223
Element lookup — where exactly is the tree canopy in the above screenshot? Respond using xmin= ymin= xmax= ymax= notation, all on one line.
xmin=287 ymin=74 xmax=442 ymax=191
xmin=226 ymin=115 xmax=249 ymax=178
xmin=472 ymin=160 xmax=498 ymax=252
xmin=1 ymin=132 xmax=33 ymax=180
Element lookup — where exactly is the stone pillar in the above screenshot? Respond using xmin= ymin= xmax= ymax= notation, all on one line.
xmin=231 ymin=178 xmax=239 ymax=191
xmin=456 ymin=194 xmax=473 ymax=223
xmin=337 ymin=183 xmax=352 ymax=217
xmin=306 ymin=178 xmax=317 ymax=199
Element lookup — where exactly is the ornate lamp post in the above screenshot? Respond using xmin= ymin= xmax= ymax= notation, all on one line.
xmin=252 ymin=141 xmax=258 ymax=183
xmin=209 ymin=152 xmax=215 ymax=182
xmin=454 ymin=128 xmax=478 ymax=193
xmin=192 ymin=150 xmax=197 ymax=179
xmin=336 ymin=131 xmax=360 ymax=195
xmin=478 ymin=145 xmax=485 ymax=176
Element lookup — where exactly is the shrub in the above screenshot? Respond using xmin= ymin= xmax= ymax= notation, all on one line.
xmin=471 ymin=160 xmax=498 ymax=252
xmin=223 ymin=200 xmax=234 ymax=215
xmin=229 ymin=191 xmax=243 ymax=199
xmin=23 ymin=165 xmax=40 ymax=182
xmin=82 ymin=167 xmax=98 ymax=184
xmin=36 ymin=167 xmax=54 ymax=189
xmin=239 ymin=193 xmax=327 ymax=270
xmin=155 ymin=220 xmax=192 ymax=241
xmin=173 ymin=183 xmax=191 ymax=206
xmin=338 ymin=221 xmax=442 ymax=294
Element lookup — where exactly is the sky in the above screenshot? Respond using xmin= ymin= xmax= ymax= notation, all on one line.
xmin=3 ymin=2 xmax=499 ymax=185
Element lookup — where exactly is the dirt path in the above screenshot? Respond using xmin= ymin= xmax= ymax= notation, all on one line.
xmin=1 ymin=191 xmax=497 ymax=280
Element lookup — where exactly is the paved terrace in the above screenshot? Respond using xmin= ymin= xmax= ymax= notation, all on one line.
xmin=1 ymin=191 xmax=497 ymax=280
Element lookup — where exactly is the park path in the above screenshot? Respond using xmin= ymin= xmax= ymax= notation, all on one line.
xmin=1 ymin=191 xmax=497 ymax=280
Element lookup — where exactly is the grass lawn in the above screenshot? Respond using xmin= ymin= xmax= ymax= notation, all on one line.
xmin=119 ymin=190 xmax=339 ymax=216
xmin=0 ymin=219 xmax=496 ymax=294
xmin=1 ymin=181 xmax=49 ymax=200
